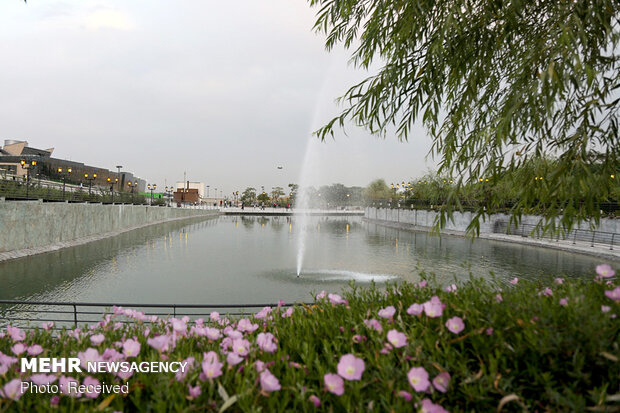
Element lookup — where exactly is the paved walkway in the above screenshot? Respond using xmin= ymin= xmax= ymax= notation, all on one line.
xmin=365 ymin=218 xmax=620 ymax=262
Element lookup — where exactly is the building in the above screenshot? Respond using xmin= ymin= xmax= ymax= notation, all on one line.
xmin=0 ymin=139 xmax=146 ymax=192
xmin=175 ymin=181 xmax=205 ymax=198
xmin=172 ymin=188 xmax=200 ymax=204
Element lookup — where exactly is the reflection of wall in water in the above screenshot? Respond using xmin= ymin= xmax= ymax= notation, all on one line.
xmin=0 ymin=217 xmax=216 ymax=300
xmin=364 ymin=222 xmax=600 ymax=280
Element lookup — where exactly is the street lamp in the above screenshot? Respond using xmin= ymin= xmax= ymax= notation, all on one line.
xmin=57 ymin=167 xmax=72 ymax=201
xmin=107 ymin=177 xmax=119 ymax=203
xmin=127 ymin=180 xmax=138 ymax=203
xmin=20 ymin=159 xmax=38 ymax=199
xmin=164 ymin=186 xmax=173 ymax=206
xmin=207 ymin=185 xmax=210 ymax=198
xmin=84 ymin=173 xmax=97 ymax=196
xmin=147 ymin=184 xmax=157 ymax=205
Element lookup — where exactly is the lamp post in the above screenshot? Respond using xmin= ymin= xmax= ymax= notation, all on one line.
xmin=84 ymin=173 xmax=97 ymax=196
xmin=20 ymin=159 xmax=38 ymax=199
xmin=127 ymin=181 xmax=138 ymax=203
xmin=147 ymin=184 xmax=157 ymax=205
xmin=58 ymin=167 xmax=72 ymax=201
xmin=207 ymin=185 xmax=210 ymax=198
xmin=107 ymin=177 xmax=119 ymax=203
xmin=164 ymin=186 xmax=173 ymax=206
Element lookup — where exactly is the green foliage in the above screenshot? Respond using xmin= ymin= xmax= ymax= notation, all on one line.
xmin=309 ymin=0 xmax=620 ymax=235
xmin=1 ymin=275 xmax=619 ymax=411
xmin=257 ymin=192 xmax=270 ymax=203
xmin=364 ymin=179 xmax=392 ymax=203
xmin=240 ymin=187 xmax=256 ymax=204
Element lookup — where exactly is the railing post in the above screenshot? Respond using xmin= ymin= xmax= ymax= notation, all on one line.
xmin=573 ymin=231 xmax=577 ymax=244
xmin=73 ymin=304 xmax=78 ymax=328
xmin=591 ymin=231 xmax=595 ymax=247
xmin=173 ymin=305 xmax=176 ymax=318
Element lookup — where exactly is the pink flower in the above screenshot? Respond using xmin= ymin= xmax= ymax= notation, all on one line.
xmin=201 ymin=351 xmax=223 ymax=379
xmin=540 ymin=287 xmax=553 ymax=297
xmin=147 ymin=335 xmax=171 ymax=352
xmin=42 ymin=322 xmax=54 ymax=330
xmin=397 ymin=390 xmax=412 ymax=401
xmin=232 ymin=338 xmax=250 ymax=357
xmin=596 ymin=264 xmax=616 ymax=278
xmin=386 ymin=329 xmax=407 ymax=348
xmin=406 ymin=303 xmax=424 ymax=316
xmin=6 ymin=326 xmax=25 ymax=342
xmin=418 ymin=280 xmax=427 ymax=288
xmin=77 ymin=348 xmax=101 ymax=369
xmin=256 ymin=333 xmax=277 ymax=353
xmin=418 ymin=398 xmax=449 ymax=413
xmin=495 ymin=294 xmax=503 ymax=303
xmin=554 ymin=277 xmax=565 ymax=284
xmin=27 ymin=345 xmax=44 ymax=356
xmin=559 ymin=298 xmax=569 ymax=306
xmin=260 ymin=370 xmax=281 ymax=392
xmin=363 ymin=319 xmax=383 ymax=332
xmin=205 ymin=327 xmax=221 ymax=341
xmin=605 ymin=286 xmax=620 ymax=301
xmin=378 ymin=306 xmax=396 ymax=319
xmin=123 ymin=339 xmax=141 ymax=358
xmin=0 ymin=379 xmax=24 ymax=401
xmin=602 ymin=305 xmax=611 ymax=313
xmin=324 ymin=373 xmax=344 ymax=395
xmin=171 ymin=319 xmax=187 ymax=334
xmin=210 ymin=311 xmax=220 ymax=321
xmin=30 ymin=374 xmax=57 ymax=386
xmin=226 ymin=352 xmax=244 ymax=366
xmin=337 ymin=354 xmax=365 ymax=381
xmin=254 ymin=306 xmax=272 ymax=320
xmin=407 ymin=367 xmax=430 ymax=392
xmin=50 ymin=395 xmax=60 ymax=405
xmin=445 ymin=316 xmax=465 ymax=334
xmin=237 ymin=319 xmax=258 ymax=333
xmin=59 ymin=376 xmax=81 ymax=398
xmin=445 ymin=284 xmax=457 ymax=293
xmin=90 ymin=334 xmax=105 ymax=346
xmin=316 ymin=291 xmax=327 ymax=300
xmin=423 ymin=297 xmax=444 ymax=318
xmin=509 ymin=278 xmax=519 ymax=285
xmin=188 ymin=384 xmax=201 ymax=399
xmin=309 ymin=394 xmax=321 ymax=407
xmin=328 ymin=293 xmax=347 ymax=305
xmin=282 ymin=307 xmax=294 ymax=318
xmin=83 ymin=376 xmax=101 ymax=399
xmin=486 ymin=328 xmax=494 ymax=335
xmin=11 ymin=343 xmax=26 ymax=355
xmin=432 ymin=372 xmax=451 ymax=393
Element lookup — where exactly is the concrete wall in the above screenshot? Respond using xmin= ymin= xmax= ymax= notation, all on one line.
xmin=0 ymin=201 xmax=218 ymax=253
xmin=365 ymin=207 xmax=620 ymax=235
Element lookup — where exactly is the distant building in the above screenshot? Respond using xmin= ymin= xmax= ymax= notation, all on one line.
xmin=176 ymin=181 xmax=205 ymax=198
xmin=0 ymin=139 xmax=146 ymax=192
xmin=173 ymin=188 xmax=200 ymax=204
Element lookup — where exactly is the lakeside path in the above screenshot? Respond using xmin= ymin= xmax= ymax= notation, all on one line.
xmin=365 ymin=218 xmax=620 ymax=263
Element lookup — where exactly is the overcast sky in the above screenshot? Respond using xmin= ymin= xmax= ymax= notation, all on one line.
xmin=0 ymin=0 xmax=434 ymax=196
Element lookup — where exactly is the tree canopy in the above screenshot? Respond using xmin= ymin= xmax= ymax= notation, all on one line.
xmin=309 ymin=0 xmax=620 ymax=234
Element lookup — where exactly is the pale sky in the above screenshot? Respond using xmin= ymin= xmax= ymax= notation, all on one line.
xmin=0 ymin=0 xmax=434 ymax=196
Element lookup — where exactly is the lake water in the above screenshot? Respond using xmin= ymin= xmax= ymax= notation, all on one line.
xmin=0 ymin=215 xmax=603 ymax=305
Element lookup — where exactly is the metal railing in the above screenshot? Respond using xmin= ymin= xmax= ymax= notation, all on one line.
xmin=0 ymin=177 xmax=151 ymax=205
xmin=0 ymin=300 xmax=310 ymax=330
xmin=493 ymin=221 xmax=618 ymax=250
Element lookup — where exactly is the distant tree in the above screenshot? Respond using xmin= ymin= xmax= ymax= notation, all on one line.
xmin=257 ymin=192 xmax=270 ymax=204
xmin=363 ymin=179 xmax=392 ymax=204
xmin=309 ymin=0 xmax=620 ymax=235
xmin=241 ymin=187 xmax=256 ymax=204
xmin=271 ymin=186 xmax=285 ymax=203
